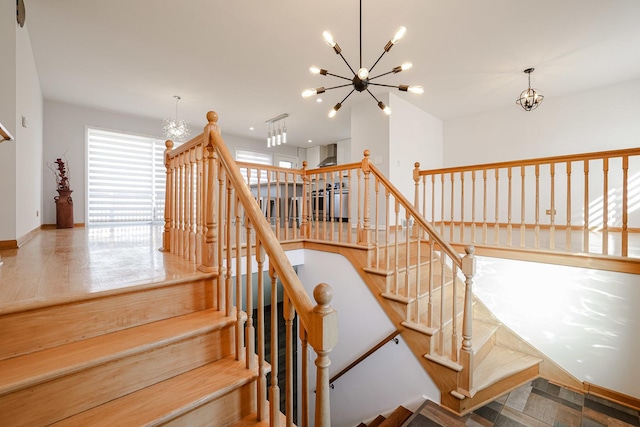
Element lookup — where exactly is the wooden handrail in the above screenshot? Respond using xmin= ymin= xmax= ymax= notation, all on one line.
xmin=368 ymin=162 xmax=463 ymax=266
xmin=328 ymin=330 xmax=400 ymax=387
xmin=166 ymin=133 xmax=205 ymax=157
xmin=208 ymin=121 xmax=316 ymax=326
xmin=417 ymin=147 xmax=640 ymax=176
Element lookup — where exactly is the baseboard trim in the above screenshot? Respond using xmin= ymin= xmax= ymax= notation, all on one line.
xmin=41 ymin=223 xmax=86 ymax=229
xmin=17 ymin=226 xmax=40 ymax=247
xmin=0 ymin=240 xmax=18 ymax=250
xmin=584 ymin=381 xmax=640 ymax=411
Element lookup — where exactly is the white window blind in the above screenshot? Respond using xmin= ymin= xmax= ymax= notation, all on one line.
xmin=87 ymin=128 xmax=168 ymax=224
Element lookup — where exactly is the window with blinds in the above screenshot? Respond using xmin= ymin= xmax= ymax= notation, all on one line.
xmin=236 ymin=149 xmax=273 ymax=185
xmin=87 ymin=128 xmax=169 ymax=224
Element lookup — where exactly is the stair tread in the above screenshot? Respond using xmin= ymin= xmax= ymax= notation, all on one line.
xmin=231 ymin=411 xmax=288 ymax=427
xmin=52 ymin=355 xmax=259 ymax=426
xmin=0 ymin=308 xmax=234 ymax=396
xmin=408 ymin=400 xmax=467 ymax=426
xmin=368 ymin=414 xmax=387 ymax=427
xmin=379 ymin=405 xmax=412 ymax=426
xmin=474 ymin=345 xmax=542 ymax=391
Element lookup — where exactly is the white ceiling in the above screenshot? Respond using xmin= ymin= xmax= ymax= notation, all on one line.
xmin=25 ymin=0 xmax=640 ymax=147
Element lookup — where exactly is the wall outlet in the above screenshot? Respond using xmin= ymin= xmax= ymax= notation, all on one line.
xmin=545 ymin=209 xmax=556 ymax=215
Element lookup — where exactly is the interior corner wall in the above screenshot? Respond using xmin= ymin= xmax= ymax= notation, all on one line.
xmin=351 ymin=93 xmax=390 ymax=177
xmin=15 ymin=22 xmax=44 ymax=239
xmin=444 ymin=78 xmax=640 ymax=167
xmin=388 ymin=92 xmax=443 ymax=202
xmin=0 ymin=0 xmax=17 ymax=241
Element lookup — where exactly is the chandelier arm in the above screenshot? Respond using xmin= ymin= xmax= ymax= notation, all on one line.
xmin=366 ymin=89 xmax=382 ymax=103
xmin=326 ymin=72 xmax=353 ymax=81
xmin=340 ymin=89 xmax=356 ymax=105
xmin=325 ymin=83 xmax=355 ymax=91
xmin=368 ymin=82 xmax=400 ymax=89
xmin=337 ymin=51 xmax=357 ymax=76
xmin=359 ymin=0 xmax=362 ymax=69
xmin=368 ymin=50 xmax=387 ymax=75
xmin=369 ymin=70 xmax=394 ymax=80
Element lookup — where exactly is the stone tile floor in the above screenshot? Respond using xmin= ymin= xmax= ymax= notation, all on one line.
xmin=407 ymin=378 xmax=639 ymax=427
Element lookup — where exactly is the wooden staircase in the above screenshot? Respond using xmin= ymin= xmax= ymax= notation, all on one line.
xmin=0 ymin=275 xmax=271 ymax=426
xmin=357 ymin=405 xmax=413 ymax=427
xmin=340 ymin=241 xmax=554 ymax=416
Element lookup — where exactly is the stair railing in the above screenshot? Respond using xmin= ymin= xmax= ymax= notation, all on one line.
xmin=163 ymin=112 xmax=338 ymax=427
xmin=413 ymin=148 xmax=640 ymax=260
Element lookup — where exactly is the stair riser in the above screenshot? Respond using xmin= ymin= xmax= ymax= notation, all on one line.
xmin=0 ymin=279 xmax=214 ymax=360
xmin=164 ymin=380 xmax=256 ymax=427
xmin=0 ymin=327 xmax=233 ymax=426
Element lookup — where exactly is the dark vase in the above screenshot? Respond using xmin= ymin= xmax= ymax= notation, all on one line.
xmin=55 ymin=189 xmax=74 ymax=229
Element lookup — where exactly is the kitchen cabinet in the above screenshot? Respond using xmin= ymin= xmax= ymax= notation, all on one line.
xmin=336 ymin=139 xmax=351 ymax=164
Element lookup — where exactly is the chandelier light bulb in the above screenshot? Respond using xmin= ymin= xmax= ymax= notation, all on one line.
xmin=323 ymin=31 xmax=336 ymax=47
xmin=401 ymin=62 xmax=412 ymax=71
xmin=357 ymin=68 xmax=369 ymax=79
xmin=407 ymin=85 xmax=424 ymax=94
xmin=328 ymin=102 xmax=342 ymax=118
xmin=310 ymin=66 xmax=321 ymax=74
xmin=391 ymin=26 xmax=406 ymax=44
xmin=378 ymin=101 xmax=391 ymax=115
xmin=302 ymin=89 xmax=316 ymax=98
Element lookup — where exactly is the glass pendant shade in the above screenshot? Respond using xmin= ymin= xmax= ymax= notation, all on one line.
xmin=162 ymin=96 xmax=190 ymax=142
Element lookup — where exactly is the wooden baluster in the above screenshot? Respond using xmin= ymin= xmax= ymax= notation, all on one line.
xmin=622 ymin=156 xmax=629 ymax=257
xmin=235 ymin=197 xmax=245 ymax=361
xmin=394 ymin=199 xmax=400 ymax=295
xmin=431 ymin=175 xmax=435 ymax=228
xmin=440 ymin=174 xmax=445 ymax=236
xmin=385 ymin=187 xmax=390 ymax=275
xmin=245 ymin=218 xmax=255 ymax=369
xmin=438 ymin=254 xmax=446 ymax=356
xmin=300 ymin=328 xmax=309 ymax=427
xmin=322 ymin=172 xmax=327 ymax=240
xmin=315 ymin=172 xmax=320 ymax=240
xmin=161 ymin=140 xmax=174 ymax=252
xmin=451 ymin=263 xmax=458 ymax=362
xmin=494 ymin=169 xmax=500 ymax=245
xmin=566 ymin=162 xmax=572 ymax=251
xmin=338 ymin=171 xmax=344 ymax=242
xmin=602 ymin=158 xmax=609 ymax=255
xmin=190 ymin=150 xmax=197 ymax=261
xmin=184 ymin=151 xmax=191 ymax=260
xmin=460 ymin=171 xmax=465 ymax=242
xmin=535 ymin=164 xmax=540 ymax=249
xmin=171 ymin=157 xmax=178 ymax=254
xmin=217 ymin=163 xmax=225 ymax=311
xmin=196 ymin=147 xmax=204 ymax=265
xmin=458 ymin=246 xmax=476 ymax=394
xmin=422 ymin=176 xmax=427 ymax=225
xmin=310 ymin=283 xmax=338 ymax=427
xmin=178 ymin=155 xmax=185 ymax=257
xmin=256 ymin=240 xmax=266 ymax=420
xmin=450 ymin=173 xmax=455 ymax=242
xmin=375 ymin=178 xmax=380 ymax=269
xmin=268 ymin=168 xmax=273 ymax=231
xmin=507 ymin=167 xmax=512 ymax=247
xmin=269 ymin=263 xmax=280 ymax=424
xmin=301 ymin=161 xmax=309 ymax=239
xmin=284 ymin=296 xmax=295 ymax=427
xmin=482 ymin=170 xmax=487 ymax=244
xmin=348 ymin=169 xmax=353 ymax=244
xmin=413 ymin=162 xmax=421 ymax=215
xmin=330 ymin=172 xmax=335 ymax=241
xmin=550 ymin=162 xmax=556 ymax=250
xmin=584 ymin=160 xmax=590 ymax=252
xmin=285 ymin=171 xmax=290 ymax=241
xmin=404 ymin=208 xmax=411 ymax=299
xmin=276 ymin=170 xmax=281 ymax=240
xmin=225 ymin=180 xmax=233 ymax=317
xmin=415 ymin=221 xmax=422 ymax=324
xmin=520 ymin=166 xmax=526 ymax=248
xmin=361 ymin=150 xmax=372 ymax=245
xmin=427 ymin=240 xmax=434 ymax=328
xmin=471 ymin=171 xmax=476 ymax=243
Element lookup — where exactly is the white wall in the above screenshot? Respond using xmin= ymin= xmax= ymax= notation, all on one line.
xmin=0 ymin=0 xmax=18 ymax=241
xmin=16 ymin=22 xmax=43 ymax=239
xmin=444 ymin=78 xmax=640 ymax=167
xmin=42 ymin=101 xmax=293 ymax=225
xmin=351 ymin=94 xmax=390 ymax=177
xmin=473 ymin=256 xmax=640 ymax=399
xmin=296 ymin=250 xmax=440 ymax=427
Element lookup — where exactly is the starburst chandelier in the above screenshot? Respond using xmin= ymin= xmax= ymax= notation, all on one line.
xmin=162 ymin=95 xmax=190 ymax=142
xmin=302 ymin=0 xmax=423 ymax=117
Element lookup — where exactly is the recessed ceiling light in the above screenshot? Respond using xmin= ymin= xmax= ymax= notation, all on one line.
xmin=308 ymin=139 xmax=313 ymax=143
xmin=316 ymin=98 xmax=323 ymax=103
xmin=249 ymin=127 xmax=254 ymax=130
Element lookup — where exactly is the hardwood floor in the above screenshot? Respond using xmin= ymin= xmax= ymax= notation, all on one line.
xmin=0 ymin=224 xmax=200 ymax=310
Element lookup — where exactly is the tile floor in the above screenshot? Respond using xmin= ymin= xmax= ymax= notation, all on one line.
xmin=408 ymin=378 xmax=640 ymax=427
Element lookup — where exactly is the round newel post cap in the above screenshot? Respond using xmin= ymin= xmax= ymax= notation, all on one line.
xmin=465 ymin=245 xmax=475 ymax=256
xmin=302 ymin=160 xmax=308 ymax=169
xmin=313 ymin=283 xmax=333 ymax=313
xmin=206 ymin=111 xmax=218 ymax=124
xmin=363 ymin=149 xmax=370 ymax=158
xmin=414 ymin=162 xmax=420 ymax=168
xmin=165 ymin=140 xmax=174 ymax=150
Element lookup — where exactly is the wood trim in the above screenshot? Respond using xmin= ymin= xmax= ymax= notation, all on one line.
xmin=41 ymin=223 xmax=86 ymax=230
xmin=418 ymin=147 xmax=640 ymax=176
xmin=17 ymin=226 xmax=40 ymax=247
xmin=437 ymin=220 xmax=640 ymax=233
xmin=584 ymin=382 xmax=640 ymax=411
xmin=448 ymin=243 xmax=640 ymax=274
xmin=0 ymin=240 xmax=18 ymax=250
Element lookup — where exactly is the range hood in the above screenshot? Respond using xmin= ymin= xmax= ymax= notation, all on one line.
xmin=318 ymin=143 xmax=337 ymax=167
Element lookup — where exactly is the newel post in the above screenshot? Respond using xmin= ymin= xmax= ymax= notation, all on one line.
xmin=458 ymin=245 xmax=476 ymax=396
xmin=199 ymin=111 xmax=220 ymax=274
xmin=359 ymin=150 xmax=372 ymax=245
xmin=161 ymin=140 xmax=174 ymax=252
xmin=308 ymin=283 xmax=338 ymax=427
